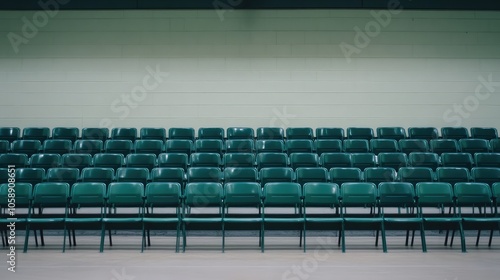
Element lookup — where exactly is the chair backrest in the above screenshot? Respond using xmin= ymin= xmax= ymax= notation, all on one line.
xmin=471 ymin=167 xmax=500 ymax=186
xmin=364 ymin=167 xmax=396 ymax=185
xmin=93 ymin=153 xmax=124 ymax=169
xmin=187 ymin=167 xmax=222 ymax=183
xmin=440 ymin=152 xmax=474 ymax=169
xmin=81 ymin=167 xmax=115 ymax=185
xmin=441 ymin=127 xmax=469 ymax=140
xmin=370 ymin=139 xmax=399 ymax=154
xmin=316 ymin=128 xmax=344 ymax=140
xmin=256 ymin=140 xmax=285 ymax=153
xmin=46 ymin=168 xmax=79 ymax=185
xmin=30 ymin=153 xmax=61 ymax=170
xmin=350 ymin=153 xmax=376 ymax=170
xmin=145 ymin=182 xmax=182 ymax=207
xmin=303 ymin=182 xmax=339 ymax=207
xmin=224 ymin=182 xmax=262 ymax=207
xmin=475 ymin=153 xmax=500 ymax=168
xmin=70 ymin=182 xmax=106 ymax=207
xmin=61 ymin=153 xmax=92 ymax=170
xmin=329 ymin=167 xmax=363 ymax=185
xmin=115 ymin=167 xmax=149 ymax=185
xmin=436 ymin=167 xmax=470 ymax=185
xmin=416 ymin=182 xmax=454 ymax=207
xmin=158 ymin=153 xmax=188 ymax=170
xmin=223 ymin=167 xmax=258 ymax=183
xmin=320 ymin=153 xmax=351 ymax=169
xmin=11 ymin=140 xmax=42 ymax=156
xmin=0 ymin=127 xmax=20 ymax=143
xmin=140 ymin=127 xmax=166 ymax=141
xmin=168 ymin=127 xmax=195 ymax=142
xmin=257 ymin=127 xmax=285 ymax=140
xmin=223 ymin=153 xmax=255 ymax=168
xmin=23 ymin=127 xmax=50 ymax=143
xmin=150 ymin=167 xmax=185 ymax=185
xmin=194 ymin=139 xmax=224 ymax=155
xmin=340 ymin=182 xmax=377 ymax=207
xmin=377 ymin=152 xmax=408 ymax=170
xmin=42 ymin=139 xmax=73 ymax=154
xmin=184 ymin=182 xmax=223 ymax=207
xmin=126 ymin=153 xmax=157 ymax=170
xmin=52 ymin=127 xmax=79 ymax=142
xmin=378 ymin=182 xmax=415 ymax=208
xmin=74 ymin=139 xmax=103 ymax=156
xmin=344 ymin=139 xmax=370 ymax=153
xmin=346 ymin=127 xmax=374 ymax=140
xmin=225 ymin=139 xmax=254 ymax=153
xmin=459 ymin=138 xmax=490 ymax=154
xmin=314 ymin=139 xmax=343 ymax=155
xmin=198 ymin=127 xmax=225 ymax=141
xmin=32 ymin=182 xmax=69 ymax=207
xmin=0 ymin=153 xmax=29 ymax=168
xmin=165 ymin=140 xmax=193 ymax=155
xmin=134 ymin=139 xmax=164 ymax=155
xmin=289 ymin=153 xmax=319 ymax=170
xmin=227 ymin=127 xmax=255 ymax=140
xmin=470 ymin=127 xmax=498 ymax=140
xmin=0 ymin=182 xmax=32 ymax=208
xmin=409 ymin=152 xmax=439 ymax=170
xmin=286 ymin=139 xmax=314 ymax=154
xmin=259 ymin=167 xmax=294 ymax=186
xmin=81 ymin=127 xmax=109 ymax=142
xmin=399 ymin=139 xmax=429 ymax=154
xmin=454 ymin=182 xmax=492 ymax=207
xmin=190 ymin=152 xmax=222 ymax=167
xmin=104 ymin=140 xmax=133 ymax=155
xmin=295 ymin=167 xmax=329 ymax=186
xmin=286 ymin=127 xmax=314 ymax=140
xmin=256 ymin=153 xmax=288 ymax=169
xmin=376 ymin=127 xmax=406 ymax=140
xmin=397 ymin=167 xmax=434 ymax=185
xmin=429 ymin=139 xmax=459 ymax=155
xmin=408 ymin=127 xmax=438 ymax=141
xmin=111 ymin=127 xmax=137 ymax=142
xmin=106 ymin=182 xmax=144 ymax=207
xmin=262 ymin=182 xmax=302 ymax=207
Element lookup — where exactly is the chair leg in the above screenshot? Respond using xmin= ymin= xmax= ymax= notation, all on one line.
xmin=40 ymin=229 xmax=45 ymax=246
xmin=411 ymin=230 xmax=415 ymax=246
xmin=375 ymin=230 xmax=379 ymax=247
xmin=405 ymin=230 xmax=410 ymax=246
xmin=420 ymin=223 xmax=427 ymax=253
xmin=476 ymin=230 xmax=481 ymax=246
xmin=459 ymin=222 xmax=466 ymax=253
xmin=489 ymin=230 xmax=494 ymax=247
xmin=444 ymin=230 xmax=449 ymax=246
xmin=72 ymin=229 xmax=76 ymax=246
xmin=182 ymin=222 xmax=187 ymax=253
xmin=99 ymin=223 xmax=105 ymax=253
xmin=261 ymin=223 xmax=265 ymax=253
xmin=175 ymin=222 xmax=180 ymax=253
xmin=299 ymin=229 xmax=302 ymax=248
xmin=23 ymin=225 xmax=30 ymax=253
xmin=34 ymin=230 xmax=38 ymax=247
xmin=450 ymin=230 xmax=455 ymax=247
xmin=303 ymin=223 xmax=307 ymax=253
xmin=141 ymin=223 xmax=145 ymax=253
xmin=341 ymin=222 xmax=346 ymax=253
xmin=337 ymin=230 xmax=341 ymax=247
xmin=62 ymin=225 xmax=67 ymax=253
xmin=108 ymin=230 xmax=113 ymax=246
xmin=381 ymin=222 xmax=387 ymax=253
xmin=147 ymin=229 xmax=151 ymax=247
xmin=222 ymin=223 xmax=225 ymax=253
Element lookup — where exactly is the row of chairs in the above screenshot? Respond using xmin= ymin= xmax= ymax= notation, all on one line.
xmin=2 ymin=151 xmax=499 ymax=172
xmin=2 ymin=181 xmax=499 ymax=253
xmin=2 ymin=138 xmax=499 ymax=158
xmin=3 ymin=166 xmax=500 ymax=190
xmin=1 ymin=127 xmax=499 ymax=144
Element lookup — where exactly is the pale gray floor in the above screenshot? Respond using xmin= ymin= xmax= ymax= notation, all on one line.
xmin=2 ymin=235 xmax=500 ymax=280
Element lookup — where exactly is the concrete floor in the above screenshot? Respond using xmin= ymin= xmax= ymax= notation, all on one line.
xmin=2 ymin=235 xmax=500 ymax=280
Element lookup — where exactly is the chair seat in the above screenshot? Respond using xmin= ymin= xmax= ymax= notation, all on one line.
xmin=224 ymin=217 xmax=262 ymax=223
xmin=27 ymin=218 xmax=65 ymax=223
xmin=423 ymin=217 xmax=461 ymax=222
xmin=143 ymin=217 xmax=179 ymax=223
xmin=182 ymin=217 xmax=223 ymax=223
xmin=384 ymin=217 xmax=422 ymax=223
xmin=462 ymin=217 xmax=500 ymax=223
xmin=65 ymin=217 xmax=103 ymax=223
xmin=305 ymin=217 xmax=343 ymax=223
xmin=103 ymin=217 xmax=143 ymax=223
xmin=344 ymin=217 xmax=383 ymax=223
xmin=264 ymin=218 xmax=304 ymax=223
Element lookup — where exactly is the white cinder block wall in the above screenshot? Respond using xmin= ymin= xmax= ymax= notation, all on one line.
xmin=0 ymin=9 xmax=499 ymax=135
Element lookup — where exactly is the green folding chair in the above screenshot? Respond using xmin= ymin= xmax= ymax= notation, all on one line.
xmin=100 ymin=182 xmax=145 ymax=252
xmin=24 ymin=182 xmax=69 ymax=252
xmin=303 ymin=182 xmax=342 ymax=252
xmin=143 ymin=182 xmax=182 ymax=252
xmin=261 ymin=182 xmax=303 ymax=252
xmin=65 ymin=182 xmax=106 ymax=252
xmin=416 ymin=182 xmax=466 ymax=253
